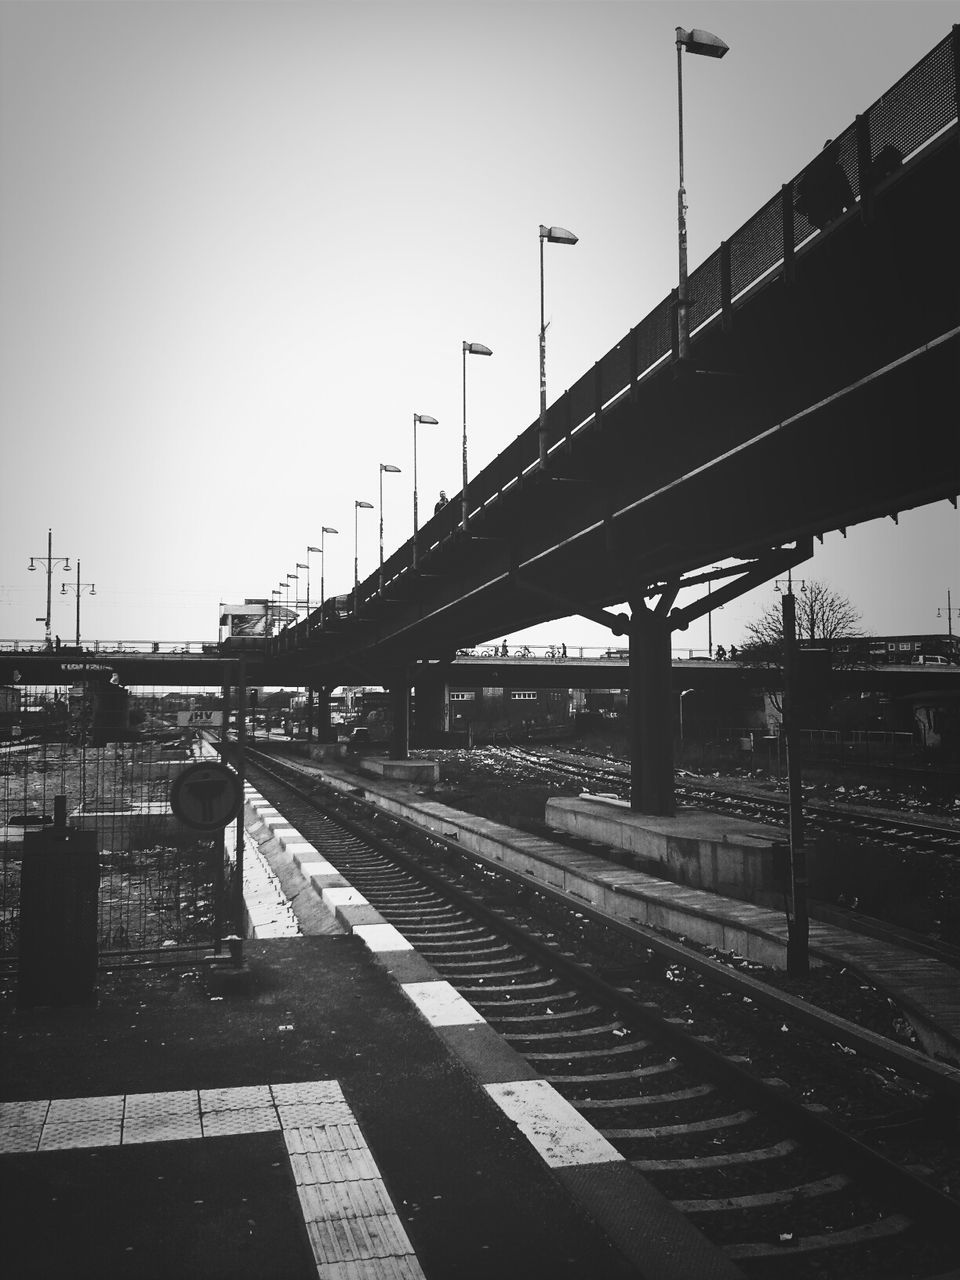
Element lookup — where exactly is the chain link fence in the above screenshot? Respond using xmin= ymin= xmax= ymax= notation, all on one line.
xmin=1 ymin=679 xmax=239 ymax=970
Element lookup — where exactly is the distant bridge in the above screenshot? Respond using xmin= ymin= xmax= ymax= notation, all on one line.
xmin=2 ymin=638 xmax=958 ymax=699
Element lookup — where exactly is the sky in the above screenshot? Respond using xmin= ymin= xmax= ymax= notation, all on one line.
xmin=1 ymin=0 xmax=958 ymax=659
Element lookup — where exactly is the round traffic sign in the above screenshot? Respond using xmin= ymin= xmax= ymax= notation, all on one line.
xmin=170 ymin=762 xmax=243 ymax=831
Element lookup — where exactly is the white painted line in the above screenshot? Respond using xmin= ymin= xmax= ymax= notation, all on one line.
xmin=271 ymin=1080 xmax=346 ymax=1106
xmin=279 ymin=840 xmax=317 ymax=856
xmin=300 ymin=860 xmax=340 ymax=877
xmin=124 ymin=1090 xmax=198 ymax=1120
xmin=485 ymin=1078 xmax=624 ymax=1169
xmin=401 ymin=980 xmax=486 ymax=1028
xmin=123 ymin=1112 xmax=204 ymax=1145
xmin=201 ymin=1084 xmax=273 ymax=1111
xmin=201 ymin=1107 xmax=280 ymax=1137
xmin=353 ymin=924 xmax=414 ymax=952
xmin=322 ymin=886 xmax=369 ymax=908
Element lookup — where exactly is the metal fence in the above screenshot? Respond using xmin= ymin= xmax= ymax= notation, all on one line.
xmin=1 ymin=681 xmax=237 ymax=970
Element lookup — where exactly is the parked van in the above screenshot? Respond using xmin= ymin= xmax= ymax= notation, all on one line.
xmin=911 ymin=654 xmax=951 ymax=665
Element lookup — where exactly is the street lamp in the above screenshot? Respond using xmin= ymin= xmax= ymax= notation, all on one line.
xmin=379 ymin=463 xmax=401 ymax=594
xmin=287 ymin=573 xmax=299 ymax=619
xmin=412 ymin=413 xmax=438 ymax=567
xmin=270 ymin=588 xmax=282 ymax=636
xmin=60 ymin=560 xmax=96 ymax=648
xmin=309 ymin=527 xmax=338 ymax=628
xmin=462 ymin=341 xmax=493 ymax=531
xmin=354 ymin=500 xmax=373 ymax=614
xmin=539 ymin=225 xmax=578 ymax=468
xmin=675 ymin=26 xmax=728 ymax=364
xmin=296 ymin=563 xmax=309 ymax=610
xmin=27 ymin=528 xmax=71 ymax=648
xmin=679 ymin=687 xmax=695 ymax=743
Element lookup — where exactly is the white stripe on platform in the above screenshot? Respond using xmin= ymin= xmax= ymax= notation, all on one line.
xmin=300 ymin=860 xmax=340 ymax=877
xmin=353 ymin=924 xmax=414 ymax=952
xmin=401 ymin=980 xmax=485 ymax=1027
xmin=485 ymin=1078 xmax=624 ymax=1168
xmin=323 ymin=886 xmax=369 ymax=908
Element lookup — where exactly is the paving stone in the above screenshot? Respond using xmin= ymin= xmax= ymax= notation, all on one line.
xmin=201 ymin=1106 xmax=281 ymax=1137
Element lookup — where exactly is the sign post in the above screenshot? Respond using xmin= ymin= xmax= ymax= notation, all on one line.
xmin=170 ymin=760 xmax=243 ymax=960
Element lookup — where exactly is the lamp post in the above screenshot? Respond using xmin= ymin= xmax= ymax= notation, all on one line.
xmin=27 ymin=528 xmax=71 ymax=648
xmin=675 ymin=26 xmax=728 ymax=364
xmin=378 ymin=463 xmax=401 ymax=593
xmin=412 ymin=412 xmax=438 ymax=567
xmin=354 ymin=500 xmax=373 ymax=614
xmin=287 ymin=573 xmax=299 ymax=620
xmin=296 ymin=562 xmax=309 ymax=610
xmin=539 ymin=225 xmax=578 ymax=468
xmin=309 ymin=527 xmax=338 ymax=628
xmin=60 ymin=560 xmax=96 ymax=647
xmin=938 ymin=590 xmax=958 ymax=638
xmin=270 ymin=589 xmax=282 ymax=636
xmin=462 ymin=341 xmax=493 ymax=531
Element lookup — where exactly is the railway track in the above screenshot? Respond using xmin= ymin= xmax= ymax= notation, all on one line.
xmin=497 ymin=745 xmax=960 ymax=855
xmin=485 ymin=745 xmax=960 ymax=970
xmin=245 ymin=750 xmax=960 ymax=1280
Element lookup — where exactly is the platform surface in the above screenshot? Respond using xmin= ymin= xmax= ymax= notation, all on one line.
xmin=2 ymin=937 xmax=657 ymax=1280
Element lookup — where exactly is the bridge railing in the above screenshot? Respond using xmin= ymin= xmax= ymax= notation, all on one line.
xmin=331 ymin=31 xmax=959 ymax=633
xmin=0 ymin=639 xmax=219 ymax=656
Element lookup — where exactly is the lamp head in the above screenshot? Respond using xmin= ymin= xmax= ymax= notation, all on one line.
xmin=676 ymin=26 xmax=728 ymax=57
xmin=90 ymin=587 xmax=96 ymax=596
xmin=296 ymin=562 xmax=308 ymax=569
xmin=28 ymin=560 xmax=37 ymax=571
xmin=540 ymin=224 xmax=578 ymax=245
xmin=355 ymin=500 xmax=373 ymax=510
xmin=463 ymin=342 xmax=493 ymax=357
xmin=307 ymin=546 xmax=321 ymax=553
xmin=323 ymin=526 xmax=339 ymax=534
xmin=62 ymin=560 xmax=71 ymax=572
xmin=380 ymin=463 xmax=401 ymax=474
xmin=414 ymin=413 xmax=438 ymax=425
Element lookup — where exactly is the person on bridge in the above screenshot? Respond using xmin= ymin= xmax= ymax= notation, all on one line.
xmin=434 ymin=490 xmax=448 ymax=515
xmin=795 ymin=139 xmax=854 ymax=230
xmin=715 ymin=644 xmax=726 ymax=661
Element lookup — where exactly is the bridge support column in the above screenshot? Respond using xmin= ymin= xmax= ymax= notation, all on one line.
xmin=391 ymin=677 xmax=410 ymax=759
xmin=629 ymin=604 xmax=675 ymax=816
xmin=412 ymin=675 xmax=446 ymax=747
xmin=315 ymin=686 xmax=333 ymax=743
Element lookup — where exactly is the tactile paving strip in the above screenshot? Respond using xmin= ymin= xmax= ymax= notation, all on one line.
xmin=1 ymin=1080 xmax=427 ymax=1278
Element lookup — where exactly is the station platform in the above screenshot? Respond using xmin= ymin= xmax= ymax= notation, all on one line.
xmin=303 ymin=754 xmax=960 ymax=1069
xmin=0 ymin=787 xmax=743 ymax=1280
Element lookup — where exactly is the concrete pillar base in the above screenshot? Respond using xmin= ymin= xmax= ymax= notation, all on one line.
xmin=546 ymin=795 xmax=787 ymax=907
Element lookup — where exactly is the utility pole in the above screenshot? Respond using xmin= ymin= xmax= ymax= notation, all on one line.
xmin=781 ymin=586 xmax=809 ymax=977
xmin=938 ymin=589 xmax=958 ymax=638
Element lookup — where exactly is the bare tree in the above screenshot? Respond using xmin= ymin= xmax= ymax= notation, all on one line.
xmin=742 ymin=579 xmax=863 ymax=654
